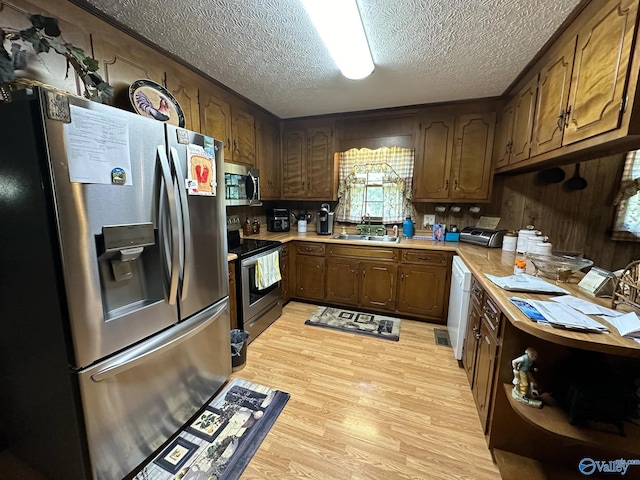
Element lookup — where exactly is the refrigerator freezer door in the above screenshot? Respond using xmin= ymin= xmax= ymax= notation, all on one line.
xmin=165 ymin=126 xmax=229 ymax=320
xmin=40 ymin=94 xmax=180 ymax=367
xmin=78 ymin=297 xmax=231 ymax=480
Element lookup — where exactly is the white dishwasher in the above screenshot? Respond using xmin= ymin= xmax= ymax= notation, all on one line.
xmin=447 ymin=256 xmax=472 ymax=360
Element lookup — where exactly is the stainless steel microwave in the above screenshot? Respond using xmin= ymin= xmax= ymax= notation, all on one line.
xmin=224 ymin=163 xmax=260 ymax=206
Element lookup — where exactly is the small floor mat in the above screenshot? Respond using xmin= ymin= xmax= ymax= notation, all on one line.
xmin=133 ymin=378 xmax=289 ymax=480
xmin=305 ymin=306 xmax=401 ymax=341
xmin=434 ymin=328 xmax=451 ymax=347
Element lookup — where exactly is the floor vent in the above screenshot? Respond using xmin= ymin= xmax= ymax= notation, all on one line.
xmin=434 ymin=328 xmax=451 ymax=347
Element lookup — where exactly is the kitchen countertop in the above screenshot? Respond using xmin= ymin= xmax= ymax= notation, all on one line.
xmin=243 ymin=230 xmax=640 ymax=356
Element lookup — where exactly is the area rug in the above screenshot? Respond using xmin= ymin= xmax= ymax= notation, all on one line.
xmin=305 ymin=306 xmax=401 ymax=341
xmin=133 ymin=378 xmax=290 ymax=480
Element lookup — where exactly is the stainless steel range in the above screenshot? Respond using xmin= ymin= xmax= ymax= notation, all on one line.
xmin=227 ymin=215 xmax=282 ymax=342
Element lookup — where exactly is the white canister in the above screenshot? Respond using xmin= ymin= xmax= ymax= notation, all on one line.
xmin=534 ymin=242 xmax=553 ymax=256
xmin=297 ymin=220 xmax=307 ymax=233
xmin=502 ymin=231 xmax=517 ymax=252
xmin=526 ymin=235 xmax=548 ymax=254
xmin=516 ymin=226 xmax=540 ymax=253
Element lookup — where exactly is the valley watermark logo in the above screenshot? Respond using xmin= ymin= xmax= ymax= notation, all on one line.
xmin=579 ymin=458 xmax=640 ymax=476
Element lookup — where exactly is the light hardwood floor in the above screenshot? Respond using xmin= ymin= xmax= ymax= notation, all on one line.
xmin=0 ymin=301 xmax=501 ymax=479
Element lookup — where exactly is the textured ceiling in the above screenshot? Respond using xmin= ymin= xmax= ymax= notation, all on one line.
xmin=81 ymin=0 xmax=582 ymax=119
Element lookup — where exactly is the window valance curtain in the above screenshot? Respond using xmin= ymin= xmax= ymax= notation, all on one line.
xmin=334 ymin=146 xmax=414 ymax=224
xmin=613 ymin=150 xmax=640 ymax=241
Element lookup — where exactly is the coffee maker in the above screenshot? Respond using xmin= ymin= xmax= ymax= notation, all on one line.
xmin=316 ymin=203 xmax=335 ymax=235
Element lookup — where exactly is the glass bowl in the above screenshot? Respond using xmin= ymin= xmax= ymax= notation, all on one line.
xmin=525 ymin=253 xmax=594 ymax=282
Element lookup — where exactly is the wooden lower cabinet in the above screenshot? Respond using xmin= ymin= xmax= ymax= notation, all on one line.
xmin=396 ymin=264 xmax=448 ymax=318
xmin=294 ymin=253 xmax=325 ymax=301
xmin=292 ymin=242 xmax=326 ymax=302
xmin=462 ymin=296 xmax=481 ymax=386
xmin=325 ymin=256 xmax=360 ymax=306
xmin=360 ymin=262 xmax=397 ymax=311
xmin=228 ymin=261 xmax=237 ymax=330
xmin=280 ymin=245 xmax=290 ymax=304
xmin=473 ymin=317 xmax=500 ymax=430
xmin=293 ymin=243 xmax=451 ymax=321
xmin=462 ymin=276 xmax=502 ymax=433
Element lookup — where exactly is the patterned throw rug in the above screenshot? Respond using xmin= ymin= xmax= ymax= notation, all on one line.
xmin=134 ymin=378 xmax=290 ymax=480
xmin=305 ymin=306 xmax=401 ymax=341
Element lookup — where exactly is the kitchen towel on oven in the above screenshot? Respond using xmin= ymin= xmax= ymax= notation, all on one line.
xmin=255 ymin=251 xmax=281 ymax=290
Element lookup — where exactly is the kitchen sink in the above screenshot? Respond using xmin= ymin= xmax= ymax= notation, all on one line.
xmin=332 ymin=234 xmax=401 ymax=243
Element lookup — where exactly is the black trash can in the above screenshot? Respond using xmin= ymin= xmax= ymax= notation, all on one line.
xmin=230 ymin=329 xmax=250 ymax=372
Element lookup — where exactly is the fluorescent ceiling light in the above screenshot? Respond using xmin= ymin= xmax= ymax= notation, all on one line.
xmin=301 ymin=0 xmax=374 ymax=80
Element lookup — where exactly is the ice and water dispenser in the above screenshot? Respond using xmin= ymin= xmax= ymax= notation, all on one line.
xmin=96 ymin=223 xmax=164 ymax=321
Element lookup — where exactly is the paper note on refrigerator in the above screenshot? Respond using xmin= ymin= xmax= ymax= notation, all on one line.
xmin=64 ymin=105 xmax=132 ymax=185
xmin=186 ymin=144 xmax=215 ymax=196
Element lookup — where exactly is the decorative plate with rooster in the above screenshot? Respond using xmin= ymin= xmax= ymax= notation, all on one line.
xmin=129 ymin=79 xmax=185 ymax=127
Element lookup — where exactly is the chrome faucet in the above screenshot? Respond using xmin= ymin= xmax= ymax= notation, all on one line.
xmin=361 ymin=213 xmax=372 ymax=234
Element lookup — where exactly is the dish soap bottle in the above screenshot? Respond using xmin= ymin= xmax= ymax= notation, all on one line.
xmin=402 ymin=216 xmax=414 ymax=238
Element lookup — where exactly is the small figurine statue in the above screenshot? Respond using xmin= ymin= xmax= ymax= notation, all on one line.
xmin=511 ymin=347 xmax=542 ymax=408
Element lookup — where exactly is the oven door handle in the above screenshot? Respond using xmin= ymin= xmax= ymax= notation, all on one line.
xmin=241 ymin=247 xmax=281 ymax=268
xmin=169 ymin=146 xmax=191 ymax=301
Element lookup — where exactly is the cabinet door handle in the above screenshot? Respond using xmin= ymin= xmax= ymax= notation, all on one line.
xmin=557 ymin=110 xmax=565 ymax=130
xmin=454 ymin=179 xmax=458 ymax=190
xmin=564 ymin=105 xmax=572 ymax=128
xmin=484 ymin=335 xmax=490 ymax=345
xmin=475 ymin=332 xmax=482 ymax=340
xmin=445 ymin=179 xmax=449 ymax=190
xmin=401 ymin=272 xmax=405 ymax=281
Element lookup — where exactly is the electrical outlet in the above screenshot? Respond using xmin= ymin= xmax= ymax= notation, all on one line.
xmin=423 ymin=214 xmax=435 ymax=227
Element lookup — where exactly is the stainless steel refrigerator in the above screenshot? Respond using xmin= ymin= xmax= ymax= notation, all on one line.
xmin=0 ymin=88 xmax=231 ymax=480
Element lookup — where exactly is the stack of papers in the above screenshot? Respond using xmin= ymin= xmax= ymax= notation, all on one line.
xmin=599 ymin=312 xmax=640 ymax=339
xmin=485 ymin=273 xmax=570 ymax=294
xmin=509 ymin=296 xmax=608 ymax=333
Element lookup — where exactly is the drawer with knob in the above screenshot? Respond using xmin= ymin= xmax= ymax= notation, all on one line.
xmin=294 ymin=242 xmax=325 ymax=256
xmin=401 ymin=249 xmax=450 ymax=266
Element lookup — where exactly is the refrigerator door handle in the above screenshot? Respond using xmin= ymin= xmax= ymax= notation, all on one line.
xmin=158 ymin=145 xmax=180 ymax=304
xmin=90 ymin=298 xmax=227 ymax=382
xmin=169 ymin=146 xmax=191 ymax=301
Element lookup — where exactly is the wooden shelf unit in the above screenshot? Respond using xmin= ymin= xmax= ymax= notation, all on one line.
xmin=493 ymin=449 xmax=581 ymax=480
xmin=502 ymin=384 xmax=640 ymax=456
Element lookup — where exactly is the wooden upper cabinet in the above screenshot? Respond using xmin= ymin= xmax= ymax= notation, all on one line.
xmin=307 ymin=127 xmax=334 ymax=198
xmin=526 ymin=0 xmax=639 ymax=164
xmin=282 ymin=129 xmax=306 ymax=197
xmin=509 ymin=75 xmax=538 ymax=164
xmin=450 ymin=112 xmax=496 ymax=201
xmin=282 ymin=123 xmax=336 ymax=200
xmin=232 ymin=109 xmax=256 ymax=165
xmin=530 ymin=38 xmax=576 ymax=157
xmin=494 ymin=101 xmax=515 ymax=169
xmin=493 ymin=77 xmax=537 ymax=168
xmin=92 ymin=37 xmax=165 ymax=111
xmin=413 ymin=112 xmax=495 ymax=202
xmin=563 ymin=0 xmax=638 ymax=145
xmin=165 ymin=66 xmax=200 ymax=132
xmin=413 ymin=117 xmax=455 ymax=200
xmin=256 ymin=118 xmax=281 ymax=199
xmin=199 ymin=91 xmax=232 ymax=157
